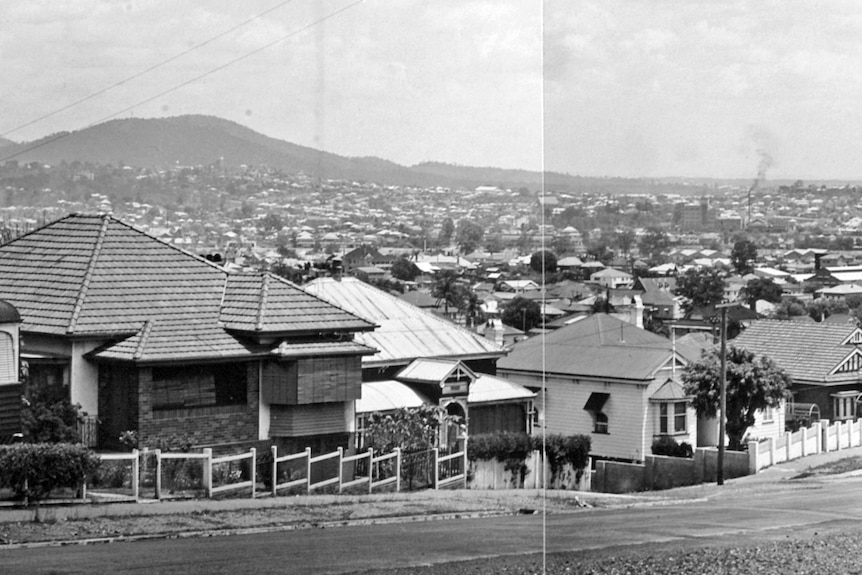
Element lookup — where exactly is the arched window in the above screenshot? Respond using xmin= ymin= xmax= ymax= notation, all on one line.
xmin=0 ymin=332 xmax=14 ymax=384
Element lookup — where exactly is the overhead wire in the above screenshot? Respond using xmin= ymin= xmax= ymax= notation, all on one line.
xmin=0 ymin=0 xmax=364 ymax=164
xmin=1 ymin=0 xmax=298 ymax=140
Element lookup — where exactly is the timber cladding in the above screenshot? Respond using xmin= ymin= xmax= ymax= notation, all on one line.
xmin=269 ymin=403 xmax=348 ymax=437
xmin=0 ymin=383 xmax=21 ymax=437
xmin=262 ymin=356 xmax=361 ymax=405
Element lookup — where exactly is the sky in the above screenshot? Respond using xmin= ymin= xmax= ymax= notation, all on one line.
xmin=2 ymin=1 xmax=862 ymax=180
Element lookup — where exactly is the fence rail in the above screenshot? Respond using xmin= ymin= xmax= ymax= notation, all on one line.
xmin=84 ymin=443 xmax=464 ymax=503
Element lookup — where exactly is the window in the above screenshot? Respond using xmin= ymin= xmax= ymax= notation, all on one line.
xmin=593 ymin=412 xmax=609 ymax=434
xmin=762 ymin=406 xmax=775 ymax=423
xmin=152 ymin=363 xmax=247 ymax=410
xmin=584 ymin=392 xmax=610 ymax=434
xmin=659 ymin=402 xmax=687 ymax=435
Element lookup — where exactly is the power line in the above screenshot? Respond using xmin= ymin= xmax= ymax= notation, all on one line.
xmin=0 ymin=0 xmax=363 ymax=164
xmin=1 ymin=0 xmax=297 ymax=140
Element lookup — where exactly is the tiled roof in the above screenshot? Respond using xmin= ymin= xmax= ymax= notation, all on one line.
xmin=0 ymin=214 xmax=377 ymax=363
xmin=220 ymin=273 xmax=374 ymax=334
xmin=0 ymin=213 xmax=224 ymax=335
xmin=499 ymin=314 xmax=679 ymax=381
xmin=304 ymin=277 xmax=505 ymax=367
xmin=89 ymin=318 xmax=267 ymax=363
xmin=733 ymin=320 xmax=859 ymax=384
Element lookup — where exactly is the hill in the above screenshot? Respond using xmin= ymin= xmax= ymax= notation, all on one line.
xmin=0 ymin=115 xmax=707 ymax=192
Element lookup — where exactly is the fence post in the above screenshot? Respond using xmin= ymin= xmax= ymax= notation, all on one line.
xmin=433 ymin=447 xmax=439 ymax=490
xmin=337 ymin=447 xmax=344 ymax=493
xmin=800 ymin=426 xmax=807 ymax=457
xmin=271 ymin=445 xmax=278 ymax=497
xmin=463 ymin=441 xmax=469 ymax=489
xmin=305 ymin=447 xmax=312 ymax=494
xmin=154 ymin=449 xmax=162 ymax=500
xmin=250 ymin=447 xmax=257 ymax=498
xmin=367 ymin=448 xmax=374 ymax=494
xmin=813 ymin=422 xmax=821 ymax=454
xmin=767 ymin=437 xmax=775 ymax=467
xmin=395 ymin=447 xmax=402 ymax=493
xmin=748 ymin=440 xmax=759 ymax=474
xmin=203 ymin=448 xmax=213 ymax=498
xmin=131 ymin=449 xmax=140 ymax=501
xmin=822 ymin=419 xmax=830 ymax=453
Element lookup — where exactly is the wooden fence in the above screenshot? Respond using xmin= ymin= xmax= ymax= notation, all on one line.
xmin=88 ymin=443 xmax=465 ymax=502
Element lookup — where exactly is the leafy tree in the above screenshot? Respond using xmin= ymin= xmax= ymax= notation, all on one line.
xmin=683 ymin=347 xmax=791 ymax=451
xmin=806 ymin=298 xmax=848 ymax=322
xmin=615 ymin=229 xmax=636 ymax=257
xmin=770 ymin=297 xmax=807 ymax=320
xmin=455 ymin=219 xmax=484 ymax=254
xmin=438 ymin=218 xmax=455 ymax=246
xmin=259 ymin=212 xmax=283 ymax=233
xmin=431 ymin=270 xmax=464 ymax=316
xmin=390 ymin=256 xmax=418 ymax=281
xmin=731 ymin=238 xmax=758 ymax=275
xmin=529 ymin=250 xmax=557 ymax=274
xmin=639 ymin=227 xmax=669 ymax=265
xmin=740 ymin=277 xmax=783 ymax=310
xmin=586 ymin=239 xmax=614 ymax=265
xmin=550 ymin=234 xmax=573 ymax=256
xmin=501 ymin=297 xmax=542 ymax=332
xmin=674 ymin=268 xmax=726 ymax=316
xmin=270 ymin=262 xmax=304 ymax=284
xmin=484 ymin=235 xmax=504 ymax=255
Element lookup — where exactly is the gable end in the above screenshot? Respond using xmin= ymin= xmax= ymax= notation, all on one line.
xmin=831 ymin=348 xmax=862 ymax=375
xmin=840 ymin=328 xmax=862 ymax=346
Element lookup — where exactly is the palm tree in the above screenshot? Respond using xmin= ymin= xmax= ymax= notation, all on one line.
xmin=432 ymin=270 xmax=463 ymax=318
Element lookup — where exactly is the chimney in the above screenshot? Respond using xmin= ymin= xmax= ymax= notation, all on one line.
xmin=814 ymin=253 xmax=822 ymax=271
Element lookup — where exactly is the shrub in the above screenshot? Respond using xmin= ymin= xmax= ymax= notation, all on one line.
xmin=0 ymin=443 xmax=101 ymax=504
xmin=651 ymin=436 xmax=694 ymax=458
xmin=468 ymin=432 xmax=592 ymax=482
xmin=538 ymin=434 xmax=591 ymax=481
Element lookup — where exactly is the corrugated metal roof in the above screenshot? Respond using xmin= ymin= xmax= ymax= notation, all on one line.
xmin=469 ymin=374 xmax=535 ymax=404
xmin=395 ymin=358 xmax=475 ymax=384
xmin=650 ymin=379 xmax=688 ymax=401
xmin=498 ymin=314 xmax=679 ymax=381
xmin=356 ymin=380 xmax=430 ymax=413
xmin=304 ymin=278 xmax=504 ymax=367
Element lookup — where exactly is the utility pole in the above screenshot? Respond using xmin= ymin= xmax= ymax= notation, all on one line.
xmin=716 ymin=303 xmax=732 ymax=486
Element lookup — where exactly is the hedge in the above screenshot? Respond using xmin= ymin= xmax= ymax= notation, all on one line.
xmin=0 ymin=443 xmax=101 ymax=504
xmin=468 ymin=431 xmax=591 ymax=476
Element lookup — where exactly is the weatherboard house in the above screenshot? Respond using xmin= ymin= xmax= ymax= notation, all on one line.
xmin=0 ymin=213 xmax=377 ymax=453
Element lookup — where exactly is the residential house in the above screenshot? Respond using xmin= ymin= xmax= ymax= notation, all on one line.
xmin=303 ymin=278 xmax=533 ymax=440
xmin=0 ymin=214 xmax=376 ymax=453
xmin=590 ymin=267 xmax=633 ymax=289
xmin=734 ymin=320 xmax=862 ymax=424
xmin=497 ymin=314 xmax=698 ymax=462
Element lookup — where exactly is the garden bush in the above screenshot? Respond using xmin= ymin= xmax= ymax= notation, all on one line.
xmin=0 ymin=443 xmax=101 ymax=504
xmin=468 ymin=431 xmax=591 ymax=482
xmin=651 ymin=436 xmax=694 ymax=458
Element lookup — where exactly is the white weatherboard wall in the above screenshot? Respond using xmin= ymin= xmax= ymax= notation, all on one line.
xmin=504 ymin=372 xmax=650 ymax=462
xmin=71 ymin=340 xmax=101 ymax=417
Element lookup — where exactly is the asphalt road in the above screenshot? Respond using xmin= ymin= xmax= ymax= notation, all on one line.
xmin=5 ymin=476 xmax=862 ymax=574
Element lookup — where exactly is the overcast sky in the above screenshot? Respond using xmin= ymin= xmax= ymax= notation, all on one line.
xmin=2 ymin=1 xmax=861 ymax=180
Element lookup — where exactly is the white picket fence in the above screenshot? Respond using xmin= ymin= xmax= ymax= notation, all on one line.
xmin=749 ymin=418 xmax=862 ymax=473
xmin=90 ymin=443 xmax=465 ymax=501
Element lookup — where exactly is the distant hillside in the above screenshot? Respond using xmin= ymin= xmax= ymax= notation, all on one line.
xmin=0 ymin=137 xmax=14 ymax=148
xmin=0 ymin=115 xmax=706 ymax=192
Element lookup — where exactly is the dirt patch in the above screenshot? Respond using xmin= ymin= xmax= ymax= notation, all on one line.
xmin=790 ymin=455 xmax=862 ymax=479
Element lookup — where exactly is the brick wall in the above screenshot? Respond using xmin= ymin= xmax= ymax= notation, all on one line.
xmin=137 ymin=362 xmax=259 ymax=449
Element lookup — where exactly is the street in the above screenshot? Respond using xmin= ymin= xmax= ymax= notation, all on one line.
xmin=4 ymin=474 xmax=862 ymax=574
